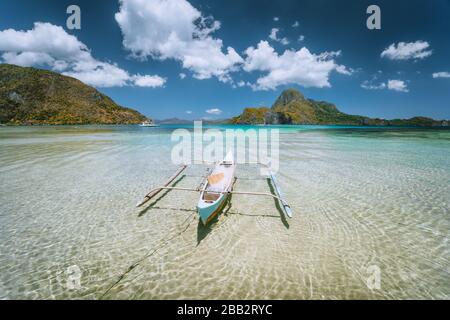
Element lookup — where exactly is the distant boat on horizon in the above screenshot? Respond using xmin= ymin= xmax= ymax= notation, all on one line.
xmin=139 ymin=120 xmax=160 ymax=127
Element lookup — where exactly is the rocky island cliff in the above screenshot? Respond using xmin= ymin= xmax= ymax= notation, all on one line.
xmin=231 ymin=88 xmax=448 ymax=127
xmin=0 ymin=64 xmax=148 ymax=125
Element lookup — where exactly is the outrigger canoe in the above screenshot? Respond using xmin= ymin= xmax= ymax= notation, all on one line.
xmin=197 ymin=150 xmax=235 ymax=225
xmin=136 ymin=151 xmax=292 ymax=225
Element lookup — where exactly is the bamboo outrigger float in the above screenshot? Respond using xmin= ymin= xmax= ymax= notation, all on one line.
xmin=136 ymin=151 xmax=292 ymax=224
xmin=136 ymin=165 xmax=188 ymax=207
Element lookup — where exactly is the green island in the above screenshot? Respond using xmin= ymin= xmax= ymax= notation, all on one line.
xmin=0 ymin=64 xmax=148 ymax=125
xmin=230 ymin=88 xmax=449 ymax=127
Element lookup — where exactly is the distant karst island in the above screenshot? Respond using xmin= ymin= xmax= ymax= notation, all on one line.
xmin=0 ymin=64 xmax=448 ymax=127
xmin=231 ymin=88 xmax=449 ymax=127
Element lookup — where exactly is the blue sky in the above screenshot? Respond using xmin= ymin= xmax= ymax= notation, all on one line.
xmin=0 ymin=0 xmax=449 ymax=120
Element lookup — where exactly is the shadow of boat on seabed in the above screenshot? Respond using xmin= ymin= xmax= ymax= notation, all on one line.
xmin=196 ymin=182 xmax=290 ymax=245
xmin=137 ymin=175 xmax=290 ymax=245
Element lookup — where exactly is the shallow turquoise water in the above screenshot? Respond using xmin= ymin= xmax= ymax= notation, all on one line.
xmin=0 ymin=125 xmax=449 ymax=299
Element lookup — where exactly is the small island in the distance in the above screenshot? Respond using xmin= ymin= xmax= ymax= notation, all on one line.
xmin=0 ymin=64 xmax=448 ymax=127
xmin=230 ymin=88 xmax=449 ymax=127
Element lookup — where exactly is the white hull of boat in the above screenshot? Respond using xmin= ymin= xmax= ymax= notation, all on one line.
xmin=139 ymin=124 xmax=160 ymax=127
xmin=197 ymin=151 xmax=235 ymax=225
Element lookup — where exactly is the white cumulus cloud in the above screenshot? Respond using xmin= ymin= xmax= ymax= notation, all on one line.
xmin=243 ymin=41 xmax=350 ymax=91
xmin=268 ymin=28 xmax=289 ymax=45
xmin=381 ymin=41 xmax=432 ymax=61
xmin=132 ymin=74 xmax=167 ymax=87
xmin=115 ymin=0 xmax=243 ymax=83
xmin=292 ymin=21 xmax=299 ymax=27
xmin=0 ymin=22 xmax=165 ymax=88
xmin=1 ymin=51 xmax=55 ymax=68
xmin=361 ymin=75 xmax=409 ymax=93
xmin=361 ymin=80 xmax=386 ymax=90
xmin=335 ymin=64 xmax=353 ymax=75
xmin=432 ymin=71 xmax=450 ymax=78
xmin=236 ymin=80 xmax=247 ymax=87
xmin=387 ymin=79 xmax=408 ymax=92
xmin=206 ymin=108 xmax=222 ymax=115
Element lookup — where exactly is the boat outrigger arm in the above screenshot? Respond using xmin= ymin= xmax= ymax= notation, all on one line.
xmin=136 ymin=162 xmax=293 ymax=219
